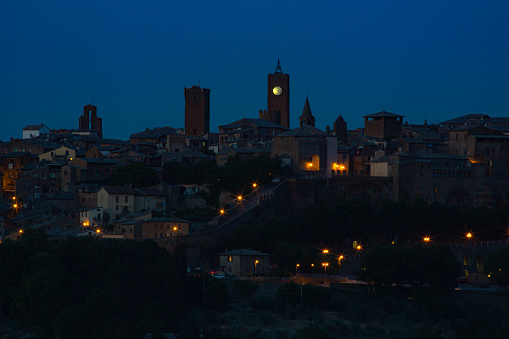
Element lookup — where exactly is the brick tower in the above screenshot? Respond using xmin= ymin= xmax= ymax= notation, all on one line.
xmin=267 ymin=59 xmax=289 ymax=128
xmin=79 ymin=104 xmax=102 ymax=137
xmin=184 ymin=85 xmax=210 ymax=136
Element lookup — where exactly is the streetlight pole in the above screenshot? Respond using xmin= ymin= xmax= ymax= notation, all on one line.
xmin=255 ymin=260 xmax=259 ymax=277
xmin=311 ymin=264 xmax=315 ymax=285
xmin=295 ymin=264 xmax=300 ymax=279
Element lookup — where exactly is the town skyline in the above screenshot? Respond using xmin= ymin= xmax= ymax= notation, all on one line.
xmin=3 ymin=1 xmax=509 ymax=141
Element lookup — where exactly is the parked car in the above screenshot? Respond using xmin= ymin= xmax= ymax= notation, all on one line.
xmin=272 ymin=178 xmax=282 ymax=183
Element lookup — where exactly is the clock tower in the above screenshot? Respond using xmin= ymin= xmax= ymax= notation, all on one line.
xmin=267 ymin=59 xmax=290 ymax=128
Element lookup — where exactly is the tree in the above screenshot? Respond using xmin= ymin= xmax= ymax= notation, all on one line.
xmin=111 ymin=162 xmax=159 ymax=188
xmin=359 ymin=244 xmax=460 ymax=289
xmin=485 ymin=247 xmax=509 ymax=290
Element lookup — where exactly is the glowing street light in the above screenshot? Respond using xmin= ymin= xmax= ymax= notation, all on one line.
xmin=18 ymin=229 xmax=23 ymax=234
xmin=296 ymin=263 xmax=300 ymax=276
xmin=423 ymin=236 xmax=430 ymax=243
xmin=252 ymin=183 xmax=257 ymax=189
xmin=237 ymin=195 xmax=243 ymax=202
xmin=322 ymin=262 xmax=329 ymax=276
xmin=255 ymin=260 xmax=259 ymax=276
xmin=323 ymin=249 xmax=329 ymax=254
xmin=466 ymin=232 xmax=472 ymax=239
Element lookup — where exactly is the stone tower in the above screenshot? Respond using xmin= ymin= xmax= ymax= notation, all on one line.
xmin=266 ymin=58 xmax=290 ymax=128
xmin=333 ymin=115 xmax=348 ymax=142
xmin=184 ymin=85 xmax=210 ymax=136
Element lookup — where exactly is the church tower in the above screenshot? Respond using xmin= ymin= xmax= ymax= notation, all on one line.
xmin=299 ymin=97 xmax=315 ymax=127
xmin=333 ymin=115 xmax=348 ymax=142
xmin=184 ymin=85 xmax=210 ymax=136
xmin=266 ymin=58 xmax=290 ymax=128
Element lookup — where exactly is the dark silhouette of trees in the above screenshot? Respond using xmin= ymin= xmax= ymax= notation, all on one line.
xmin=111 ymin=162 xmax=160 ymax=188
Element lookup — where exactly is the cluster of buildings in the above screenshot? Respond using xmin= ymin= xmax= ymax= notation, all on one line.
xmin=2 ymin=59 xmax=509 ymax=250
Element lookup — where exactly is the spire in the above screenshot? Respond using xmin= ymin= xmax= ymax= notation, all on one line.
xmin=299 ymin=96 xmax=315 ymax=127
xmin=302 ymin=96 xmax=312 ymax=117
xmin=275 ymin=55 xmax=282 ymax=74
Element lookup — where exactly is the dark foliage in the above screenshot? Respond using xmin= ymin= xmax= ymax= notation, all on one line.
xmin=0 ymin=230 xmax=194 ymax=338
xmin=111 ymin=162 xmax=160 ymax=188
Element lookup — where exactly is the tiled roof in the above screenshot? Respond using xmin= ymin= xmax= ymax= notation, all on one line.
xmin=277 ymin=125 xmax=327 ymax=137
xmin=218 ymin=249 xmax=270 ymax=256
xmin=134 ymin=187 xmax=166 ymax=196
xmin=143 ymin=217 xmax=190 ymax=223
xmin=23 ymin=124 xmax=46 ymax=130
xmin=130 ymin=127 xmax=178 ymax=139
xmin=363 ymin=111 xmax=404 ymax=118
xmin=441 ymin=114 xmax=489 ymax=125
xmin=100 ymin=186 xmax=136 ymax=195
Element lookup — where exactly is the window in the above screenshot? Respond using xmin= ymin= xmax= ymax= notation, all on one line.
xmin=116 ymin=205 xmax=119 ymax=210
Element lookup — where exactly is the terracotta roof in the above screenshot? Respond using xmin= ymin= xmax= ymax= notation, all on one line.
xmin=277 ymin=125 xmax=327 ymax=137
xmin=218 ymin=249 xmax=271 ymax=256
xmin=23 ymin=124 xmax=46 ymax=130
xmin=441 ymin=114 xmax=489 ymax=125
xmin=130 ymin=127 xmax=178 ymax=139
xmin=100 ymin=186 xmax=136 ymax=195
xmin=363 ymin=111 xmax=404 ymax=118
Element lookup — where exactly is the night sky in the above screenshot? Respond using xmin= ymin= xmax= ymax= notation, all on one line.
xmin=2 ymin=1 xmax=509 ymax=141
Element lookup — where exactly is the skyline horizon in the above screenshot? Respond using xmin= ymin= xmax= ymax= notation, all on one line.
xmin=3 ymin=2 xmax=509 ymax=141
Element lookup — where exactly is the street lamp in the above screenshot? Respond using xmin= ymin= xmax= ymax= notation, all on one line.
xmin=296 ymin=263 xmax=300 ymax=277
xmin=322 ymin=262 xmax=329 ymax=276
xmin=255 ymin=260 xmax=259 ymax=277
xmin=323 ymin=249 xmax=329 ymax=254
xmin=423 ymin=236 xmax=430 ymax=243
xmin=311 ymin=263 xmax=315 ymax=285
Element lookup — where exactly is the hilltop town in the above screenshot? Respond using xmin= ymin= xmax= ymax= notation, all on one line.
xmin=2 ymin=60 xmax=509 ymax=338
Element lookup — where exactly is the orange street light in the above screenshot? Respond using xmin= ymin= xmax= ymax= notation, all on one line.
xmin=173 ymin=226 xmax=178 ymax=231
xmin=423 ymin=236 xmax=430 ymax=243
xmin=466 ymin=232 xmax=472 ymax=239
xmin=237 ymin=195 xmax=242 ymax=202
xmin=339 ymin=165 xmax=346 ymax=170
xmin=19 ymin=229 xmax=23 ymax=234
xmin=252 ymin=183 xmax=257 ymax=188
xmin=323 ymin=249 xmax=329 ymax=254
xmin=356 ymin=245 xmax=362 ymax=251
xmin=220 ymin=209 xmax=225 ymax=215
xmin=96 ymin=229 xmax=101 ymax=234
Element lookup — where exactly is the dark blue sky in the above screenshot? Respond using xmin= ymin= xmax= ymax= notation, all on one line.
xmin=2 ymin=1 xmax=509 ymax=141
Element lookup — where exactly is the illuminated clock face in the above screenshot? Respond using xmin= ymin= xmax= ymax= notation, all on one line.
xmin=273 ymin=86 xmax=283 ymax=96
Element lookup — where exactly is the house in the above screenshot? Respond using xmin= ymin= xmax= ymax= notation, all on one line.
xmin=133 ymin=187 xmax=166 ymax=214
xmin=22 ymin=124 xmax=50 ymax=139
xmin=97 ymin=186 xmax=136 ymax=218
xmin=39 ymin=146 xmax=84 ymax=162
xmin=97 ymin=186 xmax=167 ymax=219
xmin=271 ymin=125 xmax=337 ymax=178
xmin=218 ymin=118 xmax=287 ymax=150
xmin=140 ymin=217 xmax=190 ymax=239
xmin=219 ymin=249 xmax=271 ymax=277
xmin=79 ymin=207 xmax=103 ymax=227
xmin=1 ymin=152 xmax=34 ymax=195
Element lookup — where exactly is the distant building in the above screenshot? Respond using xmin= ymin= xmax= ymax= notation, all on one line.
xmin=185 ymin=85 xmax=210 ymax=136
xmin=219 ymin=249 xmax=271 ymax=277
xmin=271 ymin=125 xmax=337 ymax=178
xmin=22 ymin=124 xmax=50 ymax=139
xmin=363 ymin=111 xmax=404 ymax=139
